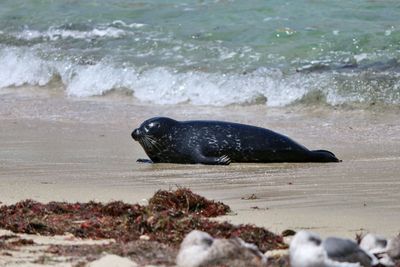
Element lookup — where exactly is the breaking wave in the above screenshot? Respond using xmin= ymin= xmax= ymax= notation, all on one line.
xmin=0 ymin=47 xmax=399 ymax=107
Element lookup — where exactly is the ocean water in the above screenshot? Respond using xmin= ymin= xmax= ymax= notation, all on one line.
xmin=0 ymin=0 xmax=400 ymax=107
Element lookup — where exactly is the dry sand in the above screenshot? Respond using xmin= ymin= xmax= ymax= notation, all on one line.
xmin=1 ymin=87 xmax=400 ymax=238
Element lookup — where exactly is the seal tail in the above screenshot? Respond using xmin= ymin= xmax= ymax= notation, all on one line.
xmin=309 ymin=150 xmax=341 ymax=162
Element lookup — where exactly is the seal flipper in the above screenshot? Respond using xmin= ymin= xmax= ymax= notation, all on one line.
xmin=204 ymin=155 xmax=231 ymax=165
xmin=216 ymin=155 xmax=231 ymax=165
xmin=309 ymin=150 xmax=341 ymax=162
xmin=191 ymin=149 xmax=231 ymax=165
xmin=137 ymin=158 xmax=153 ymax=163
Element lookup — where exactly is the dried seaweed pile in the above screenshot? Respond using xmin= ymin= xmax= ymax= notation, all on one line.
xmin=0 ymin=188 xmax=285 ymax=251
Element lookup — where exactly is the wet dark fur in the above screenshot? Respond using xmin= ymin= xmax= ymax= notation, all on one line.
xmin=131 ymin=117 xmax=340 ymax=165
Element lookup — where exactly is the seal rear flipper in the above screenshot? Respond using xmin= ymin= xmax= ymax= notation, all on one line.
xmin=309 ymin=150 xmax=341 ymax=162
xmin=136 ymin=158 xmax=153 ymax=163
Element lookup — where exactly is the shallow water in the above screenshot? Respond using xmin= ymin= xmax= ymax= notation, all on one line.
xmin=1 ymin=1 xmax=400 ymax=107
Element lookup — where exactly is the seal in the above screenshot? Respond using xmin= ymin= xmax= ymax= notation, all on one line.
xmin=131 ymin=117 xmax=340 ymax=165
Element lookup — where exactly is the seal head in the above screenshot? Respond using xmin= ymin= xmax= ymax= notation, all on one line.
xmin=132 ymin=117 xmax=177 ymax=142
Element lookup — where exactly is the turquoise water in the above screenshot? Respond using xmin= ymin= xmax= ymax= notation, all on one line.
xmin=0 ymin=0 xmax=399 ymax=106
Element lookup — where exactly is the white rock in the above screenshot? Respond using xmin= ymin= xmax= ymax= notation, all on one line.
xmin=264 ymin=249 xmax=289 ymax=258
xmin=139 ymin=234 xmax=150 ymax=241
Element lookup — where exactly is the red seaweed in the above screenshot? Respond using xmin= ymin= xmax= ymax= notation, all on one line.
xmin=148 ymin=188 xmax=230 ymax=217
xmin=0 ymin=188 xmax=284 ymax=251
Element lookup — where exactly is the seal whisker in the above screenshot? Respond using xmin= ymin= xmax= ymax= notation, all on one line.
xmin=145 ymin=135 xmax=163 ymax=152
xmin=138 ymin=137 xmax=149 ymax=150
xmin=142 ymin=135 xmax=161 ymax=152
xmin=141 ymin=137 xmax=153 ymax=151
xmin=146 ymin=135 xmax=158 ymax=144
xmin=143 ymin=137 xmax=153 ymax=151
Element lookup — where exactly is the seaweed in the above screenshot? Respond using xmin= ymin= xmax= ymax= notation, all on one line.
xmin=0 ymin=188 xmax=284 ymax=252
xmin=148 ymin=188 xmax=230 ymax=217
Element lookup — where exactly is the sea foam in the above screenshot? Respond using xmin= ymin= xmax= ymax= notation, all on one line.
xmin=13 ymin=26 xmax=127 ymax=41
xmin=0 ymin=48 xmax=53 ymax=88
xmin=0 ymin=47 xmax=399 ymax=107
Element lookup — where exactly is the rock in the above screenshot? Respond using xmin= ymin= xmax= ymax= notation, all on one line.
xmin=140 ymin=235 xmax=151 ymax=241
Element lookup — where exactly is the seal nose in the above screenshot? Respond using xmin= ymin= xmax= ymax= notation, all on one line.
xmin=131 ymin=128 xmax=141 ymax=140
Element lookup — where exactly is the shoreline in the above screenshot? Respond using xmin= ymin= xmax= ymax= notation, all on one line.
xmin=1 ymin=89 xmax=400 ymax=238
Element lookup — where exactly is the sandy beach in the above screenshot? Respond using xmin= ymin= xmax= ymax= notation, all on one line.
xmin=1 ymin=87 xmax=400 ymax=239
xmin=2 ymin=2 xmax=400 ymax=266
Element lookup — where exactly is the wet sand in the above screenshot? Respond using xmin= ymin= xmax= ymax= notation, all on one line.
xmin=1 ymin=88 xmax=400 ymax=238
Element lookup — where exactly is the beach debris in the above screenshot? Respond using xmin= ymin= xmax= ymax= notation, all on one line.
xmin=0 ymin=188 xmax=285 ymax=252
xmin=138 ymin=198 xmax=149 ymax=206
xmin=176 ymin=230 xmax=268 ymax=267
xmin=242 ymin=193 xmax=259 ymax=200
xmin=0 ymin=231 xmax=34 ymax=250
xmin=360 ymin=233 xmax=400 ymax=266
xmin=265 ymin=248 xmax=289 ymax=258
xmin=46 ymin=240 xmax=178 ymax=266
xmin=0 ymin=229 xmax=85 ymax=266
xmin=282 ymin=229 xmax=297 ymax=237
xmin=282 ymin=229 xmax=296 ymax=245
xmin=290 ymin=230 xmax=379 ymax=267
xmin=1 ymin=188 xmax=398 ymax=267
xmin=139 ymin=235 xmax=150 ymax=241
xmin=148 ymin=188 xmax=230 ymax=217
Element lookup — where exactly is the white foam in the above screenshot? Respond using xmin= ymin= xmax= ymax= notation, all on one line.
xmin=354 ymin=53 xmax=368 ymax=63
xmin=133 ymin=67 xmax=286 ymax=106
xmin=14 ymin=26 xmax=127 ymax=41
xmin=112 ymin=20 xmax=146 ymax=28
xmin=0 ymin=48 xmax=53 ymax=88
xmin=263 ymin=16 xmax=289 ymax=22
xmin=0 ymin=48 xmax=341 ymax=107
xmin=65 ymin=63 xmax=138 ymax=97
xmin=0 ymin=47 xmax=398 ymax=107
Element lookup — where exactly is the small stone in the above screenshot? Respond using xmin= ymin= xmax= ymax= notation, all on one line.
xmin=139 ymin=198 xmax=149 ymax=205
xmin=146 ymin=216 xmax=155 ymax=224
xmin=140 ymin=235 xmax=150 ymax=241
xmin=265 ymin=249 xmax=289 ymax=258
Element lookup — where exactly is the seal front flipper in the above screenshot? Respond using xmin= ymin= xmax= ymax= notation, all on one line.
xmin=198 ymin=155 xmax=231 ymax=165
xmin=137 ymin=158 xmax=153 ymax=164
xmin=216 ymin=155 xmax=231 ymax=165
xmin=191 ymin=149 xmax=231 ymax=165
